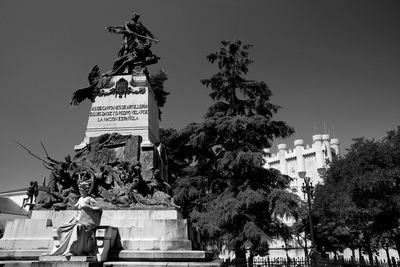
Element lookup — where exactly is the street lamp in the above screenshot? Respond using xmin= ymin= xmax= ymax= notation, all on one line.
xmin=298 ymin=172 xmax=316 ymax=253
xmin=282 ymin=241 xmax=292 ymax=264
xmin=317 ymin=167 xmax=327 ymax=178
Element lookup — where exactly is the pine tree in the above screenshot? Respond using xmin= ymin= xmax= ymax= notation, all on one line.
xmin=171 ymin=40 xmax=299 ymax=259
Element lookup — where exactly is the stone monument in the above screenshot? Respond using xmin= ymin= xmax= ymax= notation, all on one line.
xmin=74 ymin=72 xmax=159 ymax=150
xmin=0 ymin=12 xmax=221 ymax=267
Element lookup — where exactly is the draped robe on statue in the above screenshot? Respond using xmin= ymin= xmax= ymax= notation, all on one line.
xmin=49 ymin=196 xmax=102 ymax=256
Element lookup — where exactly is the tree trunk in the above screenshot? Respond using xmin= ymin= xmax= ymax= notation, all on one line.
xmin=235 ymin=248 xmax=246 ymax=263
xmin=364 ymin=243 xmax=374 ymax=264
xmin=248 ymin=251 xmax=254 ymax=267
xmin=301 ymin=234 xmax=309 ymax=260
xmin=351 ymin=248 xmax=356 ymax=262
xmin=359 ymin=247 xmax=363 ymax=263
xmin=385 ymin=246 xmax=392 ymax=267
xmin=393 ymin=235 xmax=400 ymax=258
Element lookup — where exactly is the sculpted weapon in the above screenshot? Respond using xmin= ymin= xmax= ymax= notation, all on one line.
xmin=127 ymin=30 xmax=159 ymax=43
xmin=106 ymin=26 xmax=159 ymax=43
xmin=15 ymin=140 xmax=50 ymax=165
xmin=41 ymin=141 xmax=49 ymax=158
xmin=15 ymin=140 xmax=56 ymax=171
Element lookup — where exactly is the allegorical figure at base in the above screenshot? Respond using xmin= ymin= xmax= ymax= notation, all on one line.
xmin=47 ymin=180 xmax=102 ymax=257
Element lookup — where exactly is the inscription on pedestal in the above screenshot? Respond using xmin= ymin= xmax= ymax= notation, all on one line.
xmin=89 ymin=103 xmax=148 ymax=124
xmin=76 ymin=74 xmax=159 ymax=150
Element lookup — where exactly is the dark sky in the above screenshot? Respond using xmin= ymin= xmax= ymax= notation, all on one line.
xmin=0 ymin=1 xmax=399 ymax=191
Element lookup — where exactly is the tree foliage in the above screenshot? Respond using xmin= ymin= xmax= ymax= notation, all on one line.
xmin=312 ymin=126 xmax=400 ymax=261
xmin=149 ymin=70 xmax=170 ymax=120
xmin=166 ymin=40 xmax=299 ymax=257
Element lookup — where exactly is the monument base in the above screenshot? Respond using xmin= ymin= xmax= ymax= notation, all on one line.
xmin=33 ymin=262 xmax=102 ymax=267
xmin=103 ymin=261 xmax=222 ymax=267
xmin=0 ymin=209 xmax=221 ymax=266
xmin=0 ymin=261 xmax=36 ymax=267
xmin=108 ymin=250 xmax=213 ymax=261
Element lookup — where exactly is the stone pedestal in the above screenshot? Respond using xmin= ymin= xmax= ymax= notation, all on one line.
xmin=75 ymin=74 xmax=159 ymax=150
xmin=34 ymin=256 xmax=101 ymax=267
xmin=0 ymin=209 xmax=221 ymax=266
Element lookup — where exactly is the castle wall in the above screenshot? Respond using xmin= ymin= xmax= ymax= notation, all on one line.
xmin=263 ymin=134 xmax=340 ymax=258
xmin=264 ymin=134 xmax=340 ymax=199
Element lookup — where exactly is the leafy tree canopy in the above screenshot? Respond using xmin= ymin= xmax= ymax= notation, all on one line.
xmin=312 ymin=126 xmax=400 ymax=261
xmin=149 ymin=70 xmax=170 ymax=120
xmin=165 ymin=40 xmax=299 ymax=257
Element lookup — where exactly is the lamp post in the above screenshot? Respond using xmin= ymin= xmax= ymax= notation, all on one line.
xmin=282 ymin=241 xmax=292 ymax=265
xmin=298 ymin=171 xmax=316 ymax=252
xmin=302 ymin=176 xmax=315 ymax=249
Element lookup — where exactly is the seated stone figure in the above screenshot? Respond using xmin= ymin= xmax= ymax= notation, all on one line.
xmin=48 ymin=180 xmax=102 ymax=257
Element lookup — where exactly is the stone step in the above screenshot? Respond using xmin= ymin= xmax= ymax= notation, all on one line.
xmin=116 ymin=220 xmax=189 ymax=239
xmin=0 ymin=250 xmax=215 ymax=264
xmin=30 ymin=209 xmax=182 ymax=226
xmin=0 ymin=250 xmax=49 ymax=260
xmin=108 ymin=250 xmax=213 ymax=261
xmin=100 ymin=218 xmax=188 ymax=229
xmin=32 ymin=262 xmax=102 ymax=267
xmin=0 ymin=261 xmax=35 ymax=267
xmin=103 ymin=261 xmax=222 ymax=267
xmin=0 ymin=239 xmax=53 ymax=250
xmin=117 ymin=240 xmax=191 ymax=250
xmin=1 ymin=219 xmax=53 ymax=240
xmin=38 ymin=255 xmax=97 ymax=262
xmin=0 ymin=260 xmax=222 ymax=267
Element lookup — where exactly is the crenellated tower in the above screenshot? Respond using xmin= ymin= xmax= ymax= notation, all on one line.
xmin=264 ymin=134 xmax=340 ymax=196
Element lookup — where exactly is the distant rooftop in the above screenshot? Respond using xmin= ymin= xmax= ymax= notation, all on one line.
xmin=0 ymin=188 xmax=28 ymax=195
xmin=0 ymin=197 xmax=28 ymax=216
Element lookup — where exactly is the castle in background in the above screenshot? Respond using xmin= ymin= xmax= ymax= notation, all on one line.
xmin=263 ymin=134 xmax=340 ymax=258
xmin=265 ymin=134 xmax=340 ymax=199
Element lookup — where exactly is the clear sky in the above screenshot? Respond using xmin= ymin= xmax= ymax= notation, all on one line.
xmin=0 ymin=1 xmax=399 ymax=192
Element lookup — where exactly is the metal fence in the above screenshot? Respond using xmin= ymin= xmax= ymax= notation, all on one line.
xmin=222 ymin=257 xmax=400 ymax=267
xmin=222 ymin=257 xmax=311 ymax=267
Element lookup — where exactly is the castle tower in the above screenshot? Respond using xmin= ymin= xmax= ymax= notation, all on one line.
xmin=264 ymin=133 xmax=340 ymax=190
xmin=330 ymin=138 xmax=340 ymax=156
xmin=277 ymin=143 xmax=288 ymax=175
xmin=322 ymin=134 xmax=332 ymax=162
xmin=294 ymin=139 xmax=305 ymax=175
xmin=312 ymin=134 xmax=325 ymax=170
